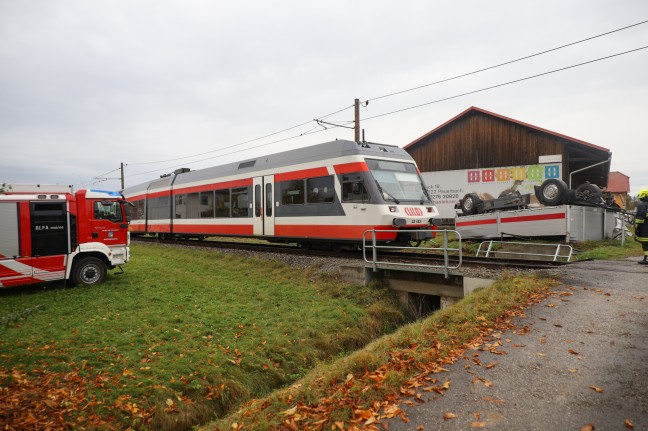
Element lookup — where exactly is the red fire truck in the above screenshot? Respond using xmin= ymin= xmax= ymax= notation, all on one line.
xmin=0 ymin=184 xmax=130 ymax=288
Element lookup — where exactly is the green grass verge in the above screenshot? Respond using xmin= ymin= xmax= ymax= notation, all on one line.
xmin=572 ymin=238 xmax=642 ymax=260
xmin=206 ymin=273 xmax=560 ymax=430
xmin=0 ymin=244 xmax=407 ymax=430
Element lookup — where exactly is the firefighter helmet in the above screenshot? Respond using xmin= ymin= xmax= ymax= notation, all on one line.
xmin=639 ymin=189 xmax=648 ymax=200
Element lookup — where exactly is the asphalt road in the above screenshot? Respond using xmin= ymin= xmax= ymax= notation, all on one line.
xmin=387 ymin=258 xmax=648 ymax=431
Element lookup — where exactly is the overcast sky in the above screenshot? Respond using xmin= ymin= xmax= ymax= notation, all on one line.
xmin=1 ymin=1 xmax=646 ymax=196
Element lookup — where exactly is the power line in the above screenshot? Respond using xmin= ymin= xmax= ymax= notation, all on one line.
xmin=105 ymin=21 xmax=648 ymax=183
xmin=362 ymin=45 xmax=648 ymax=122
xmin=366 ymin=19 xmax=648 ymax=103
xmin=127 ymin=103 xmax=353 ymax=167
xmin=126 ymin=125 xmax=331 ymax=179
xmin=125 ymin=45 xmax=648 ymax=180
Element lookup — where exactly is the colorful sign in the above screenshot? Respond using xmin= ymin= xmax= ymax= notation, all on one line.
xmin=421 ymin=163 xmax=562 ymax=218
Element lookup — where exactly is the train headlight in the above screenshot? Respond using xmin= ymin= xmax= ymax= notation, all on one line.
xmin=388 ymin=206 xmax=397 ymax=213
xmin=392 ymin=218 xmax=406 ymax=227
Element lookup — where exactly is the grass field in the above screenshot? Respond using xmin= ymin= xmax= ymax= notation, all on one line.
xmin=1 ymin=239 xmax=641 ymax=430
xmin=0 ymin=244 xmax=407 ymax=430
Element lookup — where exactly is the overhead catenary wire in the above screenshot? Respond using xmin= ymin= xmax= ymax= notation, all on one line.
xmin=125 ymin=45 xmax=648 ymax=179
xmin=99 ymin=20 xmax=648 ymax=184
xmin=126 ymin=104 xmax=354 ymax=167
xmin=362 ymin=45 xmax=648 ymax=122
xmin=365 ymin=19 xmax=648 ymax=103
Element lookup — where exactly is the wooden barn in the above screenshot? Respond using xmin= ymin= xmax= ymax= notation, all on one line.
xmin=405 ymin=106 xmax=612 ymax=188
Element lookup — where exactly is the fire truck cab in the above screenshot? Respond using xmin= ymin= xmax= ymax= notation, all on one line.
xmin=0 ymin=185 xmax=130 ymax=288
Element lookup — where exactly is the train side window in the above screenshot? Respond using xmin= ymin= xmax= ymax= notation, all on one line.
xmin=265 ymin=183 xmax=272 ymax=217
xmin=129 ymin=200 xmax=145 ymax=221
xmin=281 ymin=180 xmax=304 ymax=205
xmin=307 ymin=176 xmax=334 ymax=204
xmin=148 ymin=196 xmax=171 ymax=220
xmin=342 ymin=175 xmax=369 ymax=202
xmin=175 ymin=194 xmax=187 ymax=219
xmin=215 ymin=189 xmax=230 ymax=217
xmin=186 ymin=193 xmax=200 ymax=218
xmin=254 ymin=185 xmax=261 ymax=217
xmin=200 ymin=191 xmax=214 ymax=218
xmin=231 ymin=187 xmax=249 ymax=218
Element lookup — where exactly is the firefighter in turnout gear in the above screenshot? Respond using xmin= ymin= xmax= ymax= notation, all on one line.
xmin=636 ymin=188 xmax=648 ymax=264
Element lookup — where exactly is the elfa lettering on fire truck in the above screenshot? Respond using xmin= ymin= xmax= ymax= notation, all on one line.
xmin=0 ymin=184 xmax=130 ymax=288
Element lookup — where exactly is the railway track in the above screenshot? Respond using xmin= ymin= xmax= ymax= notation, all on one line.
xmin=132 ymin=236 xmax=572 ymax=270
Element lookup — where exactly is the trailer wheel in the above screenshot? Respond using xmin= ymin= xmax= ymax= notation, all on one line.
xmin=72 ymin=257 xmax=107 ymax=286
xmin=575 ymin=183 xmax=602 ymax=202
xmin=460 ymin=193 xmax=481 ymax=215
xmin=536 ymin=179 xmax=568 ymax=206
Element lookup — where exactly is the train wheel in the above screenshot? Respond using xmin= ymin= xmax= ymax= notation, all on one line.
xmin=536 ymin=179 xmax=568 ymax=206
xmin=72 ymin=257 xmax=107 ymax=286
xmin=460 ymin=193 xmax=481 ymax=215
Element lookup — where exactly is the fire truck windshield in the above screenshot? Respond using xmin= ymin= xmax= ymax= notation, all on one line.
xmin=94 ymin=201 xmax=123 ymax=222
xmin=365 ymin=159 xmax=430 ymax=203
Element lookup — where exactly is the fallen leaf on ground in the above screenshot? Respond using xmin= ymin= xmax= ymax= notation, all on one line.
xmin=625 ymin=418 xmax=634 ymax=429
xmin=589 ymin=386 xmax=604 ymax=393
xmin=580 ymin=424 xmax=595 ymax=431
xmin=471 ymin=421 xmax=487 ymax=428
xmin=443 ymin=412 xmax=457 ymax=420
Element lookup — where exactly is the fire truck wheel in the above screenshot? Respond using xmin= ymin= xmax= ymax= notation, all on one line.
xmin=460 ymin=193 xmax=481 ymax=215
xmin=72 ymin=257 xmax=107 ymax=286
xmin=536 ymin=179 xmax=568 ymax=206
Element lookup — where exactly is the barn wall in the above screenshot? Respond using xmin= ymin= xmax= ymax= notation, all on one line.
xmin=407 ymin=110 xmax=609 ymax=187
xmin=408 ymin=112 xmax=565 ymax=172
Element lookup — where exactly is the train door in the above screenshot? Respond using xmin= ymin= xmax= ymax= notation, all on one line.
xmin=253 ymin=176 xmax=275 ymax=236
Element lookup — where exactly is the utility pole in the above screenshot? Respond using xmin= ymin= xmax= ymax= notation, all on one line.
xmin=120 ymin=162 xmax=125 ymax=190
xmin=354 ymin=98 xmax=360 ymax=143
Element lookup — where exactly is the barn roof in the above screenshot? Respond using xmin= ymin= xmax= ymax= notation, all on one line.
xmin=604 ymin=171 xmax=630 ymax=193
xmin=405 ymin=106 xmax=610 ymax=154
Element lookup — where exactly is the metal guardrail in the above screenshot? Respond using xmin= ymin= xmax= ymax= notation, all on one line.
xmin=476 ymin=241 xmax=573 ymax=262
xmin=363 ymin=229 xmax=462 ymax=278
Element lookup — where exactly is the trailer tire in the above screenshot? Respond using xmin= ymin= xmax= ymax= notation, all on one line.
xmin=536 ymin=179 xmax=568 ymax=206
xmin=575 ymin=183 xmax=602 ymax=202
xmin=72 ymin=257 xmax=107 ymax=286
xmin=460 ymin=193 xmax=482 ymax=215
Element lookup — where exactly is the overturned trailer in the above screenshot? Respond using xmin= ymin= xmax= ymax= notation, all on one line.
xmin=455 ymin=179 xmax=629 ymax=242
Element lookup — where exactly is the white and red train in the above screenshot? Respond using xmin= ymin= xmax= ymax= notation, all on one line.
xmin=0 ymin=185 xmax=130 ymax=288
xmin=122 ymin=140 xmax=439 ymax=247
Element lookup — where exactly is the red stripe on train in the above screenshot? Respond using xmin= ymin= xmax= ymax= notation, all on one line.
xmin=334 ymin=162 xmax=369 ymax=175
xmin=172 ymin=224 xmax=254 ymax=235
xmin=275 ymin=167 xmax=330 ymax=182
xmin=275 ymin=224 xmax=397 ymax=240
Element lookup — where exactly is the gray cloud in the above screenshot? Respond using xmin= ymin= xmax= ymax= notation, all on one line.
xmin=1 ymin=0 xmax=646 ymax=194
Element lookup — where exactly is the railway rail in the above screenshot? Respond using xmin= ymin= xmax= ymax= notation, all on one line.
xmin=132 ymin=236 xmax=572 ymax=270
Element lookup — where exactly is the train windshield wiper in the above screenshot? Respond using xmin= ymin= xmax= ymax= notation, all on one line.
xmin=375 ymin=181 xmax=400 ymax=204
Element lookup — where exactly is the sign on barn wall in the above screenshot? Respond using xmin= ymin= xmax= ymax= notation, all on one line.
xmin=421 ymin=163 xmax=562 ymax=218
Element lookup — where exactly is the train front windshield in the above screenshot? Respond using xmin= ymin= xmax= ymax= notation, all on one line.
xmin=366 ymin=159 xmax=430 ymax=203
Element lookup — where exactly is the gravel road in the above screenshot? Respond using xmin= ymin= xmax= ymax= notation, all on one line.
xmin=387 ymin=257 xmax=648 ymax=431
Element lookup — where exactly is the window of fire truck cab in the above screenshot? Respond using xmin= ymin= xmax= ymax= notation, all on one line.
xmin=94 ymin=201 xmax=123 ymax=222
xmin=365 ymin=159 xmax=430 ymax=203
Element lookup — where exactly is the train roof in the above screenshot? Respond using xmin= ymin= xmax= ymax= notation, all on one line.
xmin=123 ymin=140 xmax=414 ymax=195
